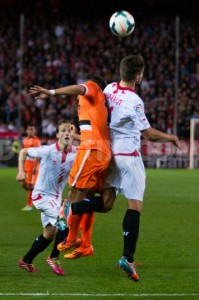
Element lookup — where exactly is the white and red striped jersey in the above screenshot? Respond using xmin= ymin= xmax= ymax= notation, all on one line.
xmin=28 ymin=143 xmax=76 ymax=200
xmin=104 ymin=82 xmax=150 ymax=155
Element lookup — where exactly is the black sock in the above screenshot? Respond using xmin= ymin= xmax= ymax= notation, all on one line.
xmin=23 ymin=234 xmax=52 ymax=264
xmin=123 ymin=209 xmax=140 ymax=263
xmin=50 ymin=228 xmax=69 ymax=259
xmin=71 ymin=196 xmax=104 ymax=214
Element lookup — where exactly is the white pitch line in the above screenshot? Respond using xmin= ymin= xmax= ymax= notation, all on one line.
xmin=0 ymin=293 xmax=199 ymax=297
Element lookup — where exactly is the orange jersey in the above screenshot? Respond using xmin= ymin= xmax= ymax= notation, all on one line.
xmin=22 ymin=135 xmax=41 ymax=171
xmin=78 ymin=81 xmax=110 ymax=155
xmin=22 ymin=135 xmax=41 ymax=149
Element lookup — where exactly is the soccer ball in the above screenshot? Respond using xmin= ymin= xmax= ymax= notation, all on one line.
xmin=109 ymin=10 xmax=135 ymax=37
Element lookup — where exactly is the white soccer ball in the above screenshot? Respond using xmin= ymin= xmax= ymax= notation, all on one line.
xmin=109 ymin=10 xmax=135 ymax=37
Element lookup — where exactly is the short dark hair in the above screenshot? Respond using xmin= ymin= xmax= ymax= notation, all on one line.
xmin=87 ymin=74 xmax=107 ymax=90
xmin=120 ymin=54 xmax=145 ymax=82
xmin=56 ymin=120 xmax=71 ymax=133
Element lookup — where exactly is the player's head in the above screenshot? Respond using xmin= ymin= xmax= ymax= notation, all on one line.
xmin=26 ymin=124 xmax=36 ymax=137
xmin=56 ymin=120 xmax=71 ymax=134
xmin=87 ymin=74 xmax=107 ymax=91
xmin=120 ymin=54 xmax=145 ymax=84
xmin=56 ymin=120 xmax=72 ymax=148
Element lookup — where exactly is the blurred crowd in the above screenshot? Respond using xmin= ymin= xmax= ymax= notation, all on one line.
xmin=0 ymin=3 xmax=199 ymax=139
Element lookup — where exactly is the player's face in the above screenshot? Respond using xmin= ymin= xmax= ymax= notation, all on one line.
xmin=57 ymin=123 xmax=72 ymax=147
xmin=26 ymin=126 xmax=36 ymax=137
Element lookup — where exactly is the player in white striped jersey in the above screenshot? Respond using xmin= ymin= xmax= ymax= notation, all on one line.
xmin=16 ymin=120 xmax=77 ymax=275
xmin=70 ymin=54 xmax=180 ymax=281
xmin=103 ymin=54 xmax=180 ymax=281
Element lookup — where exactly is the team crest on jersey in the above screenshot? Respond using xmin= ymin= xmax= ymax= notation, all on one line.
xmin=134 ymin=104 xmax=144 ymax=118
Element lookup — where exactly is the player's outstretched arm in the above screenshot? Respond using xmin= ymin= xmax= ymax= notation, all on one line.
xmin=141 ymin=127 xmax=181 ymax=148
xmin=29 ymin=85 xmax=86 ymax=100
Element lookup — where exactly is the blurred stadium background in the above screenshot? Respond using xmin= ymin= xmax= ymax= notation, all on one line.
xmin=0 ymin=0 xmax=199 ymax=169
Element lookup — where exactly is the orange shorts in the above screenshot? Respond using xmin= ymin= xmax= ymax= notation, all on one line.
xmin=24 ymin=160 xmax=39 ymax=185
xmin=25 ymin=169 xmax=38 ymax=185
xmin=68 ymin=149 xmax=111 ymax=192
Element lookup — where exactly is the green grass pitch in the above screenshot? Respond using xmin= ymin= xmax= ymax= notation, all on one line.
xmin=0 ymin=167 xmax=199 ymax=300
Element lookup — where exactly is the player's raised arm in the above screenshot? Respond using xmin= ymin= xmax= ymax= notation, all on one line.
xmin=29 ymin=85 xmax=86 ymax=100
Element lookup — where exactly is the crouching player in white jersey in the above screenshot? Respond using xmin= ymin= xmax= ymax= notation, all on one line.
xmin=70 ymin=54 xmax=181 ymax=282
xmin=16 ymin=120 xmax=77 ymax=275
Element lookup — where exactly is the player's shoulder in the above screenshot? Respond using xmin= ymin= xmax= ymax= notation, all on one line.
xmin=49 ymin=142 xmax=59 ymax=151
xmin=33 ymin=136 xmax=41 ymax=146
xmin=84 ymin=80 xmax=96 ymax=86
xmin=81 ymin=80 xmax=97 ymax=92
xmin=36 ymin=143 xmax=57 ymax=158
xmin=38 ymin=143 xmax=54 ymax=154
xmin=34 ymin=135 xmax=41 ymax=141
xmin=81 ymin=80 xmax=105 ymax=101
xmin=22 ymin=137 xmax=29 ymax=147
xmin=132 ymin=92 xmax=143 ymax=104
xmin=22 ymin=136 xmax=28 ymax=143
xmin=28 ymin=144 xmax=46 ymax=152
xmin=104 ymin=82 xmax=117 ymax=92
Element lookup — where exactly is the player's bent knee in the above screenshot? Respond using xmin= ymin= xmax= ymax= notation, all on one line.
xmin=102 ymin=197 xmax=115 ymax=212
xmin=102 ymin=187 xmax=116 ymax=212
xmin=102 ymin=203 xmax=113 ymax=212
xmin=127 ymin=199 xmax=143 ymax=212
xmin=43 ymin=224 xmax=57 ymax=240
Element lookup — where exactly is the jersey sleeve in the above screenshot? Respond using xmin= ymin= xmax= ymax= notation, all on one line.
xmin=80 ymin=82 xmax=97 ymax=101
xmin=28 ymin=145 xmax=50 ymax=159
xmin=132 ymin=98 xmax=151 ymax=131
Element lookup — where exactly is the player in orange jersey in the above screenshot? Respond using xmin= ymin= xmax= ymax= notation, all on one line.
xmin=20 ymin=124 xmax=41 ymax=211
xmin=29 ymin=74 xmax=113 ymax=258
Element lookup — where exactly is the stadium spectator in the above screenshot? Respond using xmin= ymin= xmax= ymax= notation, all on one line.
xmin=0 ymin=5 xmax=198 ymax=139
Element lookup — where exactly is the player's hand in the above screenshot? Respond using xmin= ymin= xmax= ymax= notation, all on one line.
xmin=70 ymin=124 xmax=78 ymax=137
xmin=29 ymin=85 xmax=50 ymax=99
xmin=171 ymin=135 xmax=181 ymax=149
xmin=70 ymin=124 xmax=80 ymax=140
xmin=16 ymin=171 xmax=26 ymax=182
